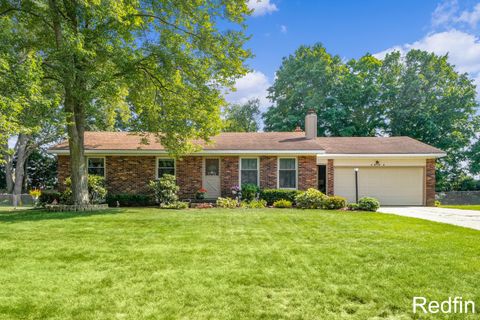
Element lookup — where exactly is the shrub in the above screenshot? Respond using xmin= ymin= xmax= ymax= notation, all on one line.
xmin=241 ymin=183 xmax=260 ymax=202
xmin=106 ymin=194 xmax=154 ymax=207
xmin=295 ymin=188 xmax=327 ymax=209
xmin=323 ymin=196 xmax=347 ymax=210
xmin=62 ymin=175 xmax=108 ymax=204
xmin=242 ymin=199 xmax=267 ymax=208
xmin=273 ymin=199 xmax=292 ymax=208
xmin=259 ymin=189 xmax=301 ymax=205
xmin=149 ymin=174 xmax=179 ymax=205
xmin=358 ymin=197 xmax=380 ymax=212
xmin=435 ymin=200 xmax=442 ymax=207
xmin=216 ymin=197 xmax=239 ymax=208
xmin=29 ymin=189 xmax=41 ymax=199
xmin=347 ymin=203 xmax=359 ymax=211
xmin=160 ymin=201 xmax=189 ymax=209
xmin=38 ymin=190 xmax=61 ymax=207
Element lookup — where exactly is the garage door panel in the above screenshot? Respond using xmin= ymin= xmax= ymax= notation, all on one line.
xmin=334 ymin=167 xmax=424 ymax=205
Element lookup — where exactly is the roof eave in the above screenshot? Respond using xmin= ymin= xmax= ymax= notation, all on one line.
xmin=47 ymin=149 xmax=326 ymax=156
xmin=316 ymin=153 xmax=447 ymax=159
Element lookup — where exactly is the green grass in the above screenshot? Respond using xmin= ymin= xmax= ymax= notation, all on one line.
xmin=0 ymin=207 xmax=479 ymax=319
xmin=442 ymin=205 xmax=480 ymax=211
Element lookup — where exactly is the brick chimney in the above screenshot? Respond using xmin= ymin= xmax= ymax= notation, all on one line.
xmin=305 ymin=110 xmax=317 ymax=139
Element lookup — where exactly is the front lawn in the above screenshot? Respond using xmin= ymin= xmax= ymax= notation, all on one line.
xmin=0 ymin=207 xmax=479 ymax=319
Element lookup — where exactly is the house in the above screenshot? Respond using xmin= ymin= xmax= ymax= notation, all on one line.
xmin=48 ymin=112 xmax=446 ymax=206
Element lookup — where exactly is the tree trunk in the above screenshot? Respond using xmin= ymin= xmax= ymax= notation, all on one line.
xmin=2 ymin=141 xmax=14 ymax=193
xmin=12 ymin=134 xmax=29 ymax=207
xmin=65 ymin=90 xmax=89 ymax=205
xmin=48 ymin=0 xmax=89 ymax=205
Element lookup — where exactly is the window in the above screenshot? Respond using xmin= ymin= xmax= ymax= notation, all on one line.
xmin=240 ymin=158 xmax=258 ymax=186
xmin=87 ymin=158 xmax=105 ymax=176
xmin=157 ymin=158 xmax=175 ymax=178
xmin=279 ymin=158 xmax=297 ymax=189
xmin=205 ymin=159 xmax=219 ymax=176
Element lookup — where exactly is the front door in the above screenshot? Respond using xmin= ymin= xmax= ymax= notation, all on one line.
xmin=204 ymin=158 xmax=221 ymax=199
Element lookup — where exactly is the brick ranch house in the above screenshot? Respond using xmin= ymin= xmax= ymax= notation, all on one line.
xmin=48 ymin=112 xmax=445 ymax=206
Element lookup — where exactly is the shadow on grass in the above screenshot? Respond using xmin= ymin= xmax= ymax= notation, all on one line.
xmin=0 ymin=207 xmax=126 ymax=223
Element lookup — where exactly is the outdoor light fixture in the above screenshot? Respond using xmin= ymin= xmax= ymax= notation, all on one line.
xmin=354 ymin=168 xmax=359 ymax=203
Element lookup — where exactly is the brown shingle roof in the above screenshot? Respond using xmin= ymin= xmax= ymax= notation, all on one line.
xmin=48 ymin=131 xmax=445 ymax=155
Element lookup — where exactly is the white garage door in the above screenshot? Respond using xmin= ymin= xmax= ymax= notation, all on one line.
xmin=334 ymin=167 xmax=424 ymax=205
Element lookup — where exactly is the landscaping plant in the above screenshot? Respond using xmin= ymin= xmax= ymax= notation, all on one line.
xmin=259 ymin=189 xmax=301 ymax=205
xmin=323 ymin=196 xmax=347 ymax=210
xmin=273 ymin=199 xmax=293 ymax=208
xmin=347 ymin=203 xmax=359 ymax=211
xmin=160 ymin=202 xmax=189 ymax=209
xmin=106 ymin=194 xmax=154 ymax=207
xmin=216 ymin=197 xmax=239 ymax=208
xmin=358 ymin=197 xmax=381 ymax=212
xmin=295 ymin=188 xmax=327 ymax=209
xmin=62 ymin=175 xmax=107 ymax=205
xmin=241 ymin=199 xmax=267 ymax=209
xmin=241 ymin=183 xmax=260 ymax=202
xmin=149 ymin=174 xmax=179 ymax=205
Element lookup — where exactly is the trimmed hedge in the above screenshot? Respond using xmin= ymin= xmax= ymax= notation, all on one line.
xmin=106 ymin=194 xmax=154 ymax=207
xmin=259 ymin=189 xmax=301 ymax=205
xmin=358 ymin=197 xmax=380 ymax=212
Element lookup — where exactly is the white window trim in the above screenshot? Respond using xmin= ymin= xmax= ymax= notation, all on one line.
xmin=239 ymin=157 xmax=260 ymax=187
xmin=277 ymin=157 xmax=298 ymax=190
xmin=87 ymin=157 xmax=106 ymax=177
xmin=156 ymin=157 xmax=176 ymax=179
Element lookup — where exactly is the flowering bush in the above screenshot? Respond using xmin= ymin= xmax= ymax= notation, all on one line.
xmin=295 ymin=188 xmax=327 ymax=209
xmin=149 ymin=174 xmax=179 ymax=205
xmin=196 ymin=188 xmax=207 ymax=199
xmin=29 ymin=189 xmax=41 ymax=199
xmin=230 ymin=185 xmax=241 ymax=195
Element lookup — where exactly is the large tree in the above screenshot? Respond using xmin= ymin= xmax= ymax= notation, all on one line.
xmin=223 ymin=98 xmax=261 ymax=132
xmin=1 ymin=0 xmax=251 ymax=204
xmin=263 ymin=44 xmax=479 ymax=185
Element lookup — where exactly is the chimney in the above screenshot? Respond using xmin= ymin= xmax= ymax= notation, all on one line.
xmin=305 ymin=109 xmax=317 ymax=139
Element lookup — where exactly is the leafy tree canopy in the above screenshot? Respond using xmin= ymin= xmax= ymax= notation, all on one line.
xmin=263 ymin=43 xmax=479 ymax=184
xmin=223 ymin=98 xmax=261 ymax=132
xmin=0 ymin=0 xmax=252 ymax=203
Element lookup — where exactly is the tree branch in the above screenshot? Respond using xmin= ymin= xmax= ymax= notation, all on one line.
xmin=0 ymin=7 xmax=54 ymax=30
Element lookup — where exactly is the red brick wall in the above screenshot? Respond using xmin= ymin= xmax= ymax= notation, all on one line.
xmin=260 ymin=156 xmax=277 ymax=189
xmin=327 ymin=159 xmax=334 ymax=196
xmin=176 ymin=156 xmax=203 ymax=199
xmin=298 ymin=156 xmax=317 ymax=190
xmin=221 ymin=157 xmax=239 ymax=197
xmin=426 ymin=158 xmax=436 ymax=206
xmin=106 ymin=156 xmax=156 ymax=194
xmin=57 ymin=155 xmax=70 ymax=191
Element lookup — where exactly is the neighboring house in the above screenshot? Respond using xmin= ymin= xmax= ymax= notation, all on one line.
xmin=48 ymin=112 xmax=446 ymax=206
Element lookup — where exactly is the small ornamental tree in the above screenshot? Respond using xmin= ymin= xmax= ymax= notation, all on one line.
xmin=149 ymin=174 xmax=179 ymax=205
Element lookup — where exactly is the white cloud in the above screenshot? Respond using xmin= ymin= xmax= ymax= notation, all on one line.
xmin=458 ymin=3 xmax=480 ymax=28
xmin=375 ymin=30 xmax=480 ymax=74
xmin=374 ymin=30 xmax=480 ymax=97
xmin=247 ymin=0 xmax=278 ymax=17
xmin=225 ymin=70 xmax=271 ymax=110
xmin=431 ymin=0 xmax=458 ymax=27
xmin=280 ymin=25 xmax=287 ymax=33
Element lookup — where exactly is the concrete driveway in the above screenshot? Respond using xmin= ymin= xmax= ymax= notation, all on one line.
xmin=378 ymin=206 xmax=480 ymax=231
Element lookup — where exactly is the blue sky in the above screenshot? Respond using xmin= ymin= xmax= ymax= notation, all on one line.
xmin=226 ymin=0 xmax=480 ymax=109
